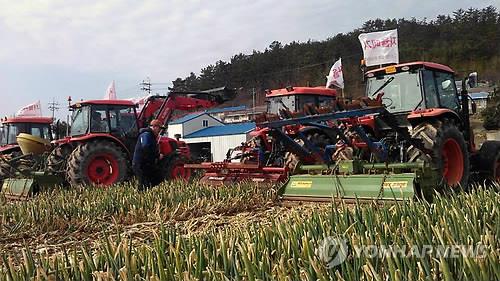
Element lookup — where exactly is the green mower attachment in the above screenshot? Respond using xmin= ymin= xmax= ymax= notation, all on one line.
xmin=1 ymin=172 xmax=63 ymax=200
xmin=280 ymin=160 xmax=438 ymax=202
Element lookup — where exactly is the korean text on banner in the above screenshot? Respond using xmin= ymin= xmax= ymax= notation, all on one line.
xmin=358 ymin=29 xmax=399 ymax=67
xmin=16 ymin=101 xmax=42 ymax=117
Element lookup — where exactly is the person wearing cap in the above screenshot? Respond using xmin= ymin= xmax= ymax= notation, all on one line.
xmin=132 ymin=119 xmax=162 ymax=190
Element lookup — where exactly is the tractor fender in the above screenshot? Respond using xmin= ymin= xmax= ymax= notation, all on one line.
xmin=70 ymin=134 xmax=130 ymax=156
xmin=158 ymin=137 xmax=191 ymax=159
xmin=407 ymin=108 xmax=462 ymax=126
xmin=358 ymin=115 xmax=376 ymax=131
xmin=0 ymin=144 xmax=20 ymax=155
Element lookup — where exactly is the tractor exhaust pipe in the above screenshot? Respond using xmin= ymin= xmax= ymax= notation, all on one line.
xmin=461 ymin=76 xmax=472 ymax=145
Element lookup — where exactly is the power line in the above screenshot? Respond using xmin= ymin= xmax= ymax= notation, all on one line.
xmin=47 ymin=97 xmax=59 ymax=121
xmin=140 ymin=77 xmax=152 ymax=95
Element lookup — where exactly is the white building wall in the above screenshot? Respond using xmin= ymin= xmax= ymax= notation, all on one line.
xmin=181 ymin=114 xmax=222 ymax=138
xmin=167 ymin=124 xmax=183 ymax=138
xmin=184 ymin=134 xmax=249 ymax=161
xmin=168 ymin=113 xmax=223 ymax=139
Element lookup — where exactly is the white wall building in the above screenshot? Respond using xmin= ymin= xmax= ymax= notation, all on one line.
xmin=168 ymin=111 xmax=255 ymax=162
xmin=168 ymin=112 xmax=223 ymax=139
xmin=183 ymin=122 xmax=255 ymax=162
xmin=469 ymin=92 xmax=490 ymax=110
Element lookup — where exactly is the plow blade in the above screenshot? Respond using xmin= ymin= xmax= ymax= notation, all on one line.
xmin=1 ymin=172 xmax=63 ymax=200
xmin=281 ymin=173 xmax=416 ymax=202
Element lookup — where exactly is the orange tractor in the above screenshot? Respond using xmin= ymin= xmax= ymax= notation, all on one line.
xmin=190 ymin=61 xmax=500 ymax=201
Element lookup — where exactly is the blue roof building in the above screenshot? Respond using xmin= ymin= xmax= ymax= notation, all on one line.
xmin=184 ymin=122 xmax=255 ymax=138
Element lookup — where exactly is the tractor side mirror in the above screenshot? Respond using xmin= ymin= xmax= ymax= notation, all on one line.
xmin=174 ymin=133 xmax=181 ymax=141
xmin=467 ymin=72 xmax=478 ymax=89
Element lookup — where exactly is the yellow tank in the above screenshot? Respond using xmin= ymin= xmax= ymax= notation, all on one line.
xmin=16 ymin=133 xmax=51 ymax=155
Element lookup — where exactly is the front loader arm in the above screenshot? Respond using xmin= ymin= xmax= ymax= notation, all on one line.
xmin=155 ymin=95 xmax=220 ymax=126
xmin=138 ymin=90 xmax=234 ymax=128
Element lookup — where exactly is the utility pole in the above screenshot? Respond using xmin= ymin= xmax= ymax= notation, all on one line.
xmin=48 ymin=97 xmax=59 ymax=121
xmin=140 ymin=77 xmax=152 ymax=95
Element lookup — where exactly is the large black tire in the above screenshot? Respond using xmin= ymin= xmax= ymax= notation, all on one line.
xmin=407 ymin=120 xmax=470 ymax=189
xmin=284 ymin=131 xmax=332 ymax=174
xmin=158 ymin=155 xmax=191 ymax=183
xmin=67 ymin=141 xmax=128 ymax=187
xmin=477 ymin=141 xmax=500 ymax=183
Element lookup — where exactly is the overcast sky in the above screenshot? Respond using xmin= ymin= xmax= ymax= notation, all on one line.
xmin=0 ymin=0 xmax=498 ymax=119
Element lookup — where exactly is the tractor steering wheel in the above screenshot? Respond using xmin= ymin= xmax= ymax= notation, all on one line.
xmin=382 ymin=97 xmax=393 ymax=108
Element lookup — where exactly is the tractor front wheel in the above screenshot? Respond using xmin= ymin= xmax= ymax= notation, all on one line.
xmin=407 ymin=120 xmax=470 ymax=189
xmin=67 ymin=141 xmax=128 ymax=187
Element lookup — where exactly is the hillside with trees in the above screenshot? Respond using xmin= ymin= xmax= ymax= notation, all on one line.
xmin=171 ymin=6 xmax=500 ymax=105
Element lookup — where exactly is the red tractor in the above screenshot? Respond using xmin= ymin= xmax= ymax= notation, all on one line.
xmin=47 ymin=91 xmax=232 ymax=187
xmin=359 ymin=61 xmax=500 ymax=187
xmin=0 ymin=116 xmax=53 ymax=155
xmin=0 ymin=117 xmax=54 ymax=182
xmin=187 ymin=86 xmax=338 ymax=183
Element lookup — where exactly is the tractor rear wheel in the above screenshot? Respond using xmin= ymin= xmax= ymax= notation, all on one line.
xmin=67 ymin=141 xmax=128 ymax=187
xmin=284 ymin=131 xmax=332 ymax=174
xmin=158 ymin=155 xmax=191 ymax=183
xmin=407 ymin=120 xmax=470 ymax=189
xmin=477 ymin=141 xmax=500 ymax=183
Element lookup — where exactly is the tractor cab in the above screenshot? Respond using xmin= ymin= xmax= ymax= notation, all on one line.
xmin=70 ymin=100 xmax=138 ymax=137
xmin=0 ymin=117 xmax=53 ymax=153
xmin=365 ymin=62 xmax=460 ymax=114
xmin=69 ymin=100 xmax=139 ymax=154
xmin=266 ymin=86 xmax=337 ymax=115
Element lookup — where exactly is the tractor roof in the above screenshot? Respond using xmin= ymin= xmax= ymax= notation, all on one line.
xmin=72 ymin=99 xmax=136 ymax=107
xmin=365 ymin=61 xmax=455 ymax=77
xmin=2 ymin=116 xmax=53 ymax=124
xmin=267 ymin=86 xmax=337 ymax=98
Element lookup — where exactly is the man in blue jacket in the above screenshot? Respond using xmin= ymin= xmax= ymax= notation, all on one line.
xmin=132 ymin=119 xmax=162 ymax=190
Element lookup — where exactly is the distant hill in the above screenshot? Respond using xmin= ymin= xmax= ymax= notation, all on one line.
xmin=171 ymin=6 xmax=500 ymax=107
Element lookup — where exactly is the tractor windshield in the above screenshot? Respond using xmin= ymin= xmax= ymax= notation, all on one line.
xmin=0 ymin=123 xmax=51 ymax=144
xmin=297 ymin=95 xmax=336 ymax=110
xmin=267 ymin=94 xmax=336 ymax=114
xmin=2 ymin=124 xmax=19 ymax=144
xmin=70 ymin=106 xmax=90 ymax=136
xmin=0 ymin=125 xmax=8 ymax=145
xmin=366 ymin=71 xmax=422 ymax=113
